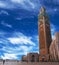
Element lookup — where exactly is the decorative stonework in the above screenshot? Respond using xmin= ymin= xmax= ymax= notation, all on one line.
xmin=38 ymin=7 xmax=52 ymax=61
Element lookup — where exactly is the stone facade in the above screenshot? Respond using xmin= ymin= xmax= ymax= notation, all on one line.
xmin=27 ymin=53 xmax=39 ymax=62
xmin=49 ymin=32 xmax=59 ymax=61
xmin=22 ymin=55 xmax=27 ymax=62
xmin=22 ymin=53 xmax=39 ymax=62
xmin=38 ymin=7 xmax=52 ymax=61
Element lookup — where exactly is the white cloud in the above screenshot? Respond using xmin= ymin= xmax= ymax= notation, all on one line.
xmin=11 ymin=0 xmax=35 ymax=9
xmin=16 ymin=17 xmax=22 ymax=20
xmin=1 ymin=21 xmax=12 ymax=28
xmin=0 ymin=32 xmax=36 ymax=46
xmin=0 ymin=0 xmax=41 ymax=11
xmin=54 ymin=8 xmax=57 ymax=12
xmin=0 ymin=45 xmax=33 ymax=59
xmin=28 ymin=0 xmax=35 ymax=9
xmin=7 ymin=32 xmax=36 ymax=46
xmin=11 ymin=0 xmax=24 ymax=4
xmin=16 ymin=16 xmax=34 ymax=20
xmin=0 ymin=41 xmax=3 ymax=43
xmin=0 ymin=38 xmax=9 ymax=45
xmin=1 ymin=45 xmax=33 ymax=55
xmin=20 ymin=46 xmax=32 ymax=52
xmin=0 ymin=1 xmax=16 ymax=9
xmin=0 ymin=1 xmax=6 ymax=8
xmin=0 ymin=32 xmax=38 ymax=59
xmin=0 ymin=10 xmax=9 ymax=15
xmin=8 ymin=36 xmax=35 ymax=46
xmin=1 ymin=53 xmax=17 ymax=59
xmin=34 ymin=35 xmax=39 ymax=42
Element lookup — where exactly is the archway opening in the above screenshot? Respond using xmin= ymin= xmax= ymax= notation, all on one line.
xmin=31 ymin=55 xmax=35 ymax=62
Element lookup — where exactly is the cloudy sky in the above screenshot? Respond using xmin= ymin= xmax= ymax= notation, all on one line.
xmin=0 ymin=0 xmax=59 ymax=60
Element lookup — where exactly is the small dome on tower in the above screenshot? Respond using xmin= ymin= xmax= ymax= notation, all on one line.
xmin=40 ymin=6 xmax=46 ymax=14
xmin=39 ymin=6 xmax=48 ymax=18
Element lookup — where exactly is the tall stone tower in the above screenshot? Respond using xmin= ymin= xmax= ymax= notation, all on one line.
xmin=38 ymin=7 xmax=52 ymax=61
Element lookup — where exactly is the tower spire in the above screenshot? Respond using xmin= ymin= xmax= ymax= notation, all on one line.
xmin=38 ymin=6 xmax=52 ymax=61
xmin=40 ymin=6 xmax=46 ymax=14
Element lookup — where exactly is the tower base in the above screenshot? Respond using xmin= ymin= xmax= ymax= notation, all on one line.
xmin=39 ymin=54 xmax=50 ymax=62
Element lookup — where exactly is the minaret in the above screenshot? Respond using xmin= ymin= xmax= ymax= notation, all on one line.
xmin=38 ymin=7 xmax=52 ymax=61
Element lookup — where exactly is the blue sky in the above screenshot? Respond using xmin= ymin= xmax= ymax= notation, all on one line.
xmin=0 ymin=0 xmax=59 ymax=60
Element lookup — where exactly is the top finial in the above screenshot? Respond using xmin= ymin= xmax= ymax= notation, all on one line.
xmin=40 ymin=6 xmax=46 ymax=14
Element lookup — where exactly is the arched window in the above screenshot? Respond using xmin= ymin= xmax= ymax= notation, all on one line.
xmin=31 ymin=55 xmax=35 ymax=62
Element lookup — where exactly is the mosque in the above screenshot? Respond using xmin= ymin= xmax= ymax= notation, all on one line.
xmin=22 ymin=7 xmax=59 ymax=62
